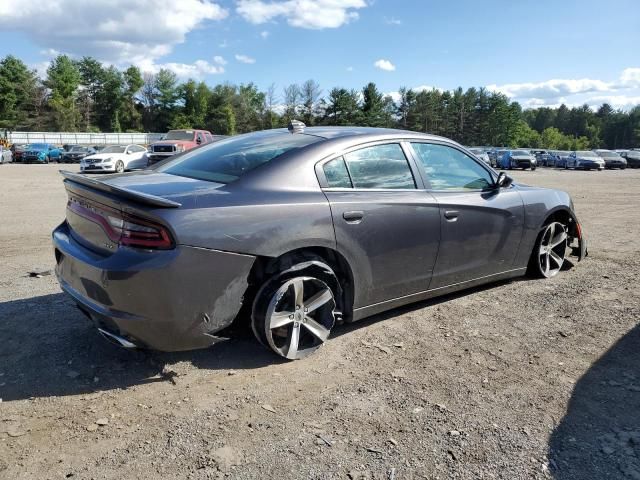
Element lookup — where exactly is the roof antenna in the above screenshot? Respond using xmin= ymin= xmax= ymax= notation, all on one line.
xmin=287 ymin=120 xmax=305 ymax=134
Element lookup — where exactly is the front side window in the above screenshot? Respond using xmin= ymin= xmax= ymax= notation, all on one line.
xmin=343 ymin=143 xmax=415 ymax=189
xmin=411 ymin=143 xmax=493 ymax=191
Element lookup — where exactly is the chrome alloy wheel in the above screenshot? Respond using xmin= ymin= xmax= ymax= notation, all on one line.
xmin=538 ymin=222 xmax=568 ymax=278
xmin=263 ymin=276 xmax=336 ymax=360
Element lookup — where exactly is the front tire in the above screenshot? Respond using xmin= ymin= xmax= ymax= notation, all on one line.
xmin=529 ymin=221 xmax=568 ymax=278
xmin=115 ymin=160 xmax=125 ymax=173
xmin=251 ymin=259 xmax=338 ymax=360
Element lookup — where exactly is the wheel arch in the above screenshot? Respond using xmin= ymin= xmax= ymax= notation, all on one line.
xmin=244 ymin=246 xmax=356 ymax=324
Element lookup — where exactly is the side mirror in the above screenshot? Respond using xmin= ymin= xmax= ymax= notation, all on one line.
xmin=196 ymin=138 xmax=202 ymax=145
xmin=496 ymin=172 xmax=513 ymax=189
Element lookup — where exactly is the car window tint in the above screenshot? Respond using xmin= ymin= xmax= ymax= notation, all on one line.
xmin=323 ymin=157 xmax=352 ymax=188
xmin=411 ymin=143 xmax=493 ymax=190
xmin=157 ymin=130 xmax=322 ymax=184
xmin=343 ymin=144 xmax=415 ymax=189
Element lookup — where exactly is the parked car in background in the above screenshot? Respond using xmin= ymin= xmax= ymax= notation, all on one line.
xmin=11 ymin=144 xmax=28 ymax=163
xmin=61 ymin=145 xmax=96 ymax=163
xmin=80 ymin=144 xmax=148 ymax=173
xmin=593 ymin=149 xmax=627 ymax=169
xmin=53 ymin=125 xmax=586 ymax=359
xmin=488 ymin=148 xmax=507 ymax=167
xmin=146 ymin=129 xmax=215 ymax=165
xmin=550 ymin=151 xmax=571 ymax=168
xmin=498 ymin=149 xmax=537 ymax=170
xmin=619 ymin=150 xmax=640 ymax=168
xmin=530 ymin=149 xmax=554 ymax=167
xmin=567 ymin=151 xmax=605 ymax=170
xmin=468 ymin=147 xmax=491 ymax=166
xmin=0 ymin=145 xmax=13 ymax=164
xmin=22 ymin=143 xmax=62 ymax=163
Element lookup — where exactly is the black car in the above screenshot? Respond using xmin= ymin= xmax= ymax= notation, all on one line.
xmin=619 ymin=150 xmax=640 ymax=168
xmin=60 ymin=145 xmax=95 ymax=163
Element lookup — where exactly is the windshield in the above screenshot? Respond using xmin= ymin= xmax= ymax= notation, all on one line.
xmin=70 ymin=146 xmax=87 ymax=152
xmin=164 ymin=130 xmax=195 ymax=141
xmin=100 ymin=146 xmax=126 ymax=153
xmin=596 ymin=151 xmax=620 ymax=158
xmin=577 ymin=151 xmax=599 ymax=158
xmin=30 ymin=143 xmax=49 ymax=150
xmin=158 ymin=130 xmax=322 ymax=184
xmin=513 ymin=150 xmax=530 ymax=156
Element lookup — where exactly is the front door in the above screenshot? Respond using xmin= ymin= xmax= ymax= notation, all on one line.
xmin=408 ymin=142 xmax=525 ymax=289
xmin=319 ymin=142 xmax=441 ymax=308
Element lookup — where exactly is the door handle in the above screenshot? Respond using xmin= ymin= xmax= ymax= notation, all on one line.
xmin=444 ymin=210 xmax=459 ymax=221
xmin=343 ymin=211 xmax=364 ymax=223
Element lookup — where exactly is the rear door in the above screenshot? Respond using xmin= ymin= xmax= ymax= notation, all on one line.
xmin=318 ymin=142 xmax=441 ymax=308
xmin=408 ymin=142 xmax=524 ymax=289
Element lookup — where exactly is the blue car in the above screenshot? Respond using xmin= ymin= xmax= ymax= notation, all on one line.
xmin=497 ymin=149 xmax=537 ymax=170
xmin=22 ymin=143 xmax=63 ymax=163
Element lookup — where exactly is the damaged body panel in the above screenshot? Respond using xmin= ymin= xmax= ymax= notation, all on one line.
xmin=54 ymin=221 xmax=255 ymax=351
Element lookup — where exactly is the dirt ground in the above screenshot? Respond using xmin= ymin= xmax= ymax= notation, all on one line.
xmin=1 ymin=164 xmax=639 ymax=480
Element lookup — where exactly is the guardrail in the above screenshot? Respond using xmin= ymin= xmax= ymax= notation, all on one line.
xmin=2 ymin=131 xmax=165 ymax=145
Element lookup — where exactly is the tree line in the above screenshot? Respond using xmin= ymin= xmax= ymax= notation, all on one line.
xmin=1 ymin=54 xmax=638 ymax=149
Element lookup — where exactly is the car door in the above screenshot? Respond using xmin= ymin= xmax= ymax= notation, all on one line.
xmin=408 ymin=142 xmax=524 ymax=289
xmin=125 ymin=145 xmax=146 ymax=169
xmin=318 ymin=142 xmax=441 ymax=309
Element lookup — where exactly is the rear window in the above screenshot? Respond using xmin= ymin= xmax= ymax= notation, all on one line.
xmin=157 ymin=130 xmax=322 ymax=183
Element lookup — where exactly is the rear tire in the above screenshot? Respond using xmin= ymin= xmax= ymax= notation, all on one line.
xmin=251 ymin=257 xmax=339 ymax=360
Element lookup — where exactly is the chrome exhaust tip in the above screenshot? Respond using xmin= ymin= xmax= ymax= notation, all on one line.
xmin=97 ymin=328 xmax=138 ymax=349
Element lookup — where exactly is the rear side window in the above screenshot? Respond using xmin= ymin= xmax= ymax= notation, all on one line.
xmin=343 ymin=144 xmax=415 ymax=189
xmin=157 ymin=131 xmax=322 ymax=183
xmin=411 ymin=143 xmax=493 ymax=191
xmin=323 ymin=157 xmax=352 ymax=188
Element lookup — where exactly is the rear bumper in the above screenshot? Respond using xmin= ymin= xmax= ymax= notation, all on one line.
xmin=52 ymin=221 xmax=256 ymax=351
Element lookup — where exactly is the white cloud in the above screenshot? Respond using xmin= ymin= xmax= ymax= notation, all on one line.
xmin=213 ymin=55 xmax=227 ymax=65
xmin=235 ymin=54 xmax=256 ymax=64
xmin=0 ymin=0 xmax=228 ymax=72
xmin=236 ymin=0 xmax=367 ymax=29
xmin=487 ymin=78 xmax=613 ymax=100
xmin=620 ymin=68 xmax=640 ymax=87
xmin=346 ymin=66 xmax=354 ymax=72
xmin=384 ymin=16 xmax=402 ymax=25
xmin=157 ymin=60 xmax=224 ymax=79
xmin=487 ymin=68 xmax=640 ymax=111
xmin=374 ymin=59 xmax=395 ymax=71
xmin=260 ymin=30 xmax=270 ymax=38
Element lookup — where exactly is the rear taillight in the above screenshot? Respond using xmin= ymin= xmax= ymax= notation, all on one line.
xmin=67 ymin=198 xmax=174 ymax=250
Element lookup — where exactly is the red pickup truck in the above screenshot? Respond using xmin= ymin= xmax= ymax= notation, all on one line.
xmin=146 ymin=129 xmax=214 ymax=165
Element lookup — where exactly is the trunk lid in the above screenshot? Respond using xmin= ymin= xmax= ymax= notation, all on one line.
xmin=61 ymin=170 xmax=225 ymax=254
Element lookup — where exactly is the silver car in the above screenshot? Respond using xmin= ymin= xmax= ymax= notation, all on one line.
xmin=53 ymin=124 xmax=587 ymax=360
xmin=0 ymin=145 xmax=13 ymax=164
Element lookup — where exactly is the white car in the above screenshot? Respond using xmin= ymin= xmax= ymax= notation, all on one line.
xmin=80 ymin=144 xmax=148 ymax=173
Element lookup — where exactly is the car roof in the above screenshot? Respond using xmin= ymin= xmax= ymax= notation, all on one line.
xmin=282 ymin=126 xmax=448 ymax=142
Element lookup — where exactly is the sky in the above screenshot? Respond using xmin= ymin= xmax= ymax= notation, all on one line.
xmin=0 ymin=0 xmax=639 ymax=110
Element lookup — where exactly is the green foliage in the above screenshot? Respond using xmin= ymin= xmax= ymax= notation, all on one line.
xmin=0 ymin=55 xmax=38 ymax=129
xmin=0 ymin=54 xmax=638 ymax=148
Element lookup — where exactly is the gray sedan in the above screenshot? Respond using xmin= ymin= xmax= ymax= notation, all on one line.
xmin=53 ymin=124 xmax=587 ymax=360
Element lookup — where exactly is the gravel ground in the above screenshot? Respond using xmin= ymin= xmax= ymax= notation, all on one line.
xmin=1 ymin=164 xmax=639 ymax=480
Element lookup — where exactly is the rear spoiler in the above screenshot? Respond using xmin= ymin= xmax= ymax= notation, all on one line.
xmin=60 ymin=170 xmax=181 ymax=208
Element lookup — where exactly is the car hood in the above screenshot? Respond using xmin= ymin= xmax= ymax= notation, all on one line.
xmin=83 ymin=153 xmax=123 ymax=162
xmin=512 ymin=155 xmax=533 ymax=160
xmin=99 ymin=171 xmax=227 ymax=207
xmin=577 ymin=156 xmax=603 ymax=161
